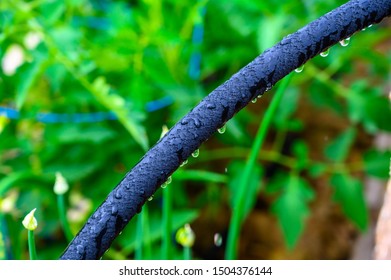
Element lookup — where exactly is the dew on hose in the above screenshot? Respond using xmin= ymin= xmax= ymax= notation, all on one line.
xmin=218 ymin=124 xmax=226 ymax=134
xmin=320 ymin=49 xmax=330 ymax=57
xmin=192 ymin=149 xmax=199 ymax=158
xmin=295 ymin=65 xmax=304 ymax=73
xmin=161 ymin=176 xmax=172 ymax=189
xmin=339 ymin=37 xmax=350 ymax=47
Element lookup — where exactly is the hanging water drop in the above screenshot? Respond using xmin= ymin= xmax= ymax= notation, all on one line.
xmin=161 ymin=176 xmax=172 ymax=189
xmin=180 ymin=159 xmax=188 ymax=167
xmin=251 ymin=98 xmax=257 ymax=103
xmin=114 ymin=189 xmax=122 ymax=199
xmin=295 ymin=65 xmax=304 ymax=73
xmin=148 ymin=195 xmax=154 ymax=201
xmin=111 ymin=205 xmax=118 ymax=215
xmin=214 ymin=233 xmax=223 ymax=247
xmin=320 ymin=49 xmax=329 ymax=57
xmin=339 ymin=37 xmax=350 ymax=47
xmin=218 ymin=124 xmax=226 ymax=134
xmin=192 ymin=149 xmax=199 ymax=158
xmin=206 ymin=103 xmax=216 ymax=109
xmin=194 ymin=118 xmax=201 ymax=128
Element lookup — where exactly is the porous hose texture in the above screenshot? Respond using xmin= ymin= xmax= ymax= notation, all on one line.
xmin=60 ymin=0 xmax=391 ymax=259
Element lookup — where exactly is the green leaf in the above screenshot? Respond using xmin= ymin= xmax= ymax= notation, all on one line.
xmin=365 ymin=96 xmax=391 ymax=132
xmin=56 ymin=125 xmax=117 ymax=144
xmin=347 ymin=83 xmax=391 ymax=133
xmin=292 ymin=140 xmax=309 ymax=171
xmin=91 ymin=76 xmax=149 ymax=151
xmin=330 ymin=174 xmax=368 ymax=230
xmin=15 ymin=57 xmax=45 ymax=109
xmin=256 ymin=13 xmax=285 ymax=52
xmin=272 ymin=174 xmax=314 ymax=249
xmin=39 ymin=0 xmax=65 ymax=25
xmin=228 ymin=161 xmax=262 ymax=220
xmin=173 ymin=170 xmax=227 ymax=184
xmin=0 ymin=171 xmax=34 ymax=196
xmin=324 ymin=127 xmax=356 ymax=162
xmin=363 ymin=149 xmax=391 ymax=179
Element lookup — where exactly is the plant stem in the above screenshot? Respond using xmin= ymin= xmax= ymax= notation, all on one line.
xmin=183 ymin=246 xmax=192 ymax=260
xmin=225 ymin=73 xmax=293 ymax=260
xmin=27 ymin=230 xmax=37 ymax=260
xmin=162 ymin=186 xmax=173 ymax=259
xmin=57 ymin=194 xmax=73 ymax=243
xmin=135 ymin=205 xmax=151 ymax=260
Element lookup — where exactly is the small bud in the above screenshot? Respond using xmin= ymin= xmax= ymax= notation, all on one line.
xmin=1 ymin=44 xmax=25 ymax=76
xmin=22 ymin=208 xmax=38 ymax=231
xmin=175 ymin=224 xmax=195 ymax=247
xmin=54 ymin=172 xmax=69 ymax=195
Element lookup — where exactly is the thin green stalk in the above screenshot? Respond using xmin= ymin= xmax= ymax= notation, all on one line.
xmin=57 ymin=194 xmax=73 ymax=243
xmin=183 ymin=246 xmax=191 ymax=260
xmin=162 ymin=185 xmax=173 ymax=259
xmin=225 ymin=74 xmax=293 ymax=260
xmin=135 ymin=205 xmax=151 ymax=260
xmin=27 ymin=230 xmax=37 ymax=260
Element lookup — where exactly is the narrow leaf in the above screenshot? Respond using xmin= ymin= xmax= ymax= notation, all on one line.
xmin=363 ymin=149 xmax=391 ymax=179
xmin=330 ymin=174 xmax=368 ymax=230
xmin=272 ymin=175 xmax=314 ymax=249
xmin=324 ymin=127 xmax=356 ymax=162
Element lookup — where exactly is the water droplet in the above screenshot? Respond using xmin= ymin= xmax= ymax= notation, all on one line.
xmin=194 ymin=118 xmax=201 ymax=128
xmin=368 ymin=24 xmax=373 ymax=28
xmin=138 ymin=189 xmax=145 ymax=197
xmin=320 ymin=49 xmax=329 ymax=57
xmin=111 ymin=205 xmax=118 ymax=215
xmin=257 ymin=94 xmax=263 ymax=99
xmin=339 ymin=37 xmax=350 ymax=47
xmin=76 ymin=245 xmax=84 ymax=254
xmin=148 ymin=195 xmax=154 ymax=201
xmin=295 ymin=65 xmax=304 ymax=73
xmin=224 ymin=167 xmax=228 ymax=173
xmin=214 ymin=233 xmax=223 ymax=247
xmin=180 ymin=159 xmax=188 ymax=167
xmin=251 ymin=98 xmax=257 ymax=103
xmin=175 ymin=223 xmax=195 ymax=248
xmin=161 ymin=176 xmax=172 ymax=189
xmin=192 ymin=149 xmax=199 ymax=158
xmin=218 ymin=124 xmax=226 ymax=134
xmin=114 ymin=189 xmax=122 ymax=199
xmin=206 ymin=103 xmax=216 ymax=109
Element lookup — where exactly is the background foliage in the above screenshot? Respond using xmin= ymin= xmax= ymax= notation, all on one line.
xmin=0 ymin=0 xmax=390 ymax=260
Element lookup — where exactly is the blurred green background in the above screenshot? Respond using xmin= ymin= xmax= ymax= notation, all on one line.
xmin=0 ymin=0 xmax=390 ymax=260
